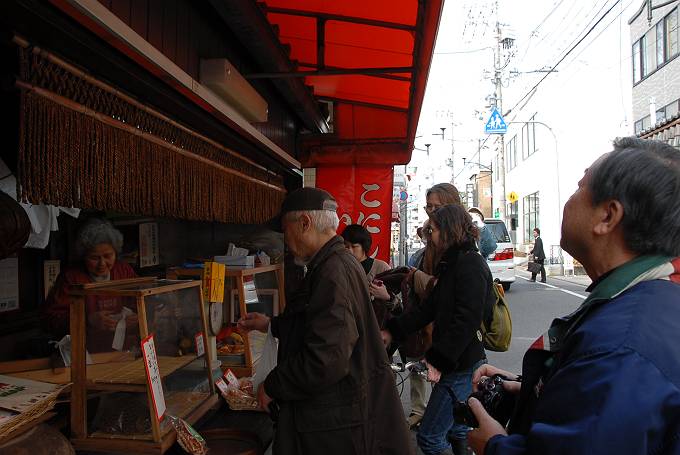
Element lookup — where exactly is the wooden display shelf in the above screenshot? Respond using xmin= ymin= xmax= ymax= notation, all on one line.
xmin=90 ymin=355 xmax=199 ymax=386
xmin=72 ymin=394 xmax=220 ymax=454
xmin=9 ymin=354 xmax=200 ymax=392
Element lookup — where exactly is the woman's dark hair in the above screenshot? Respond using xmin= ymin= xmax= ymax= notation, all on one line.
xmin=426 ymin=183 xmax=462 ymax=205
xmin=340 ymin=224 xmax=372 ymax=253
xmin=589 ymin=137 xmax=680 ymax=256
xmin=429 ymin=204 xmax=479 ymax=252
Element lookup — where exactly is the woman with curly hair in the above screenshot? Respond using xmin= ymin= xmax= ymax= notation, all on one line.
xmin=46 ymin=219 xmax=138 ymax=352
xmin=382 ymin=204 xmax=494 ymax=455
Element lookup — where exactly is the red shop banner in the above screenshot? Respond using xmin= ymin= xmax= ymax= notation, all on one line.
xmin=316 ymin=165 xmax=394 ymax=264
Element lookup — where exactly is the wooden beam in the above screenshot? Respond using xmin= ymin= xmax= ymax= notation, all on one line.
xmin=246 ymin=66 xmax=414 ymax=79
xmin=262 ymin=6 xmax=416 ymax=32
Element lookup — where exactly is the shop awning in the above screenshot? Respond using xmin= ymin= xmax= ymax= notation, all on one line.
xmin=258 ymin=0 xmax=445 ymax=166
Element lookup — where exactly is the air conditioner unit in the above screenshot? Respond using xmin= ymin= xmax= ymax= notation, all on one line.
xmin=199 ymin=58 xmax=268 ymax=123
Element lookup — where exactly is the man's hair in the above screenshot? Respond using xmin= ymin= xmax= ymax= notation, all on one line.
xmin=589 ymin=137 xmax=680 ymax=256
xmin=75 ymin=219 xmax=124 ymax=258
xmin=340 ymin=224 xmax=371 ymax=253
xmin=286 ymin=210 xmax=339 ymax=234
xmin=426 ymin=183 xmax=462 ymax=205
xmin=429 ymin=204 xmax=479 ymax=252
xmin=534 ymin=228 xmax=540 ymax=235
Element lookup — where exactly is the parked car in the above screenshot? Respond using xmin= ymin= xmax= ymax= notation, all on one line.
xmin=483 ymin=218 xmax=515 ymax=290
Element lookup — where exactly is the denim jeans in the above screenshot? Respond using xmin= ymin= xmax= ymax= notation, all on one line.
xmin=416 ymin=359 xmax=486 ymax=455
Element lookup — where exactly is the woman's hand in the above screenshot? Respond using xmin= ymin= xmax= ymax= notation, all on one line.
xmin=425 ymin=361 xmax=441 ymax=383
xmin=369 ymin=281 xmax=391 ymax=301
xmin=472 ymin=364 xmax=521 ymax=394
xmin=88 ymin=310 xmax=118 ymax=331
xmin=467 ymin=397 xmax=508 ymax=455
xmin=238 ymin=312 xmax=270 ymax=333
xmin=380 ymin=330 xmax=393 ymax=347
xmin=125 ymin=312 xmax=139 ymax=327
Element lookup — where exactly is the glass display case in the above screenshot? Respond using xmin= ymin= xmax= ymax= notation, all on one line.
xmin=67 ymin=277 xmax=217 ymax=454
xmin=167 ymin=264 xmax=285 ymax=378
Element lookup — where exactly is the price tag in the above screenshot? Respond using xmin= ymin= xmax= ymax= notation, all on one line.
xmin=222 ymin=369 xmax=240 ymax=389
xmin=215 ymin=377 xmax=229 ymax=394
xmin=194 ymin=332 xmax=205 ymax=357
xmin=141 ymin=334 xmax=166 ymax=421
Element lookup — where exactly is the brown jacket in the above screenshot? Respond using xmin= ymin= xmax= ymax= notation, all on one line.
xmin=264 ymin=236 xmax=412 ymax=455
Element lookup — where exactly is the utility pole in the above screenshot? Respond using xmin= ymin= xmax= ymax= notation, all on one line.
xmin=494 ymin=0 xmax=507 ymax=223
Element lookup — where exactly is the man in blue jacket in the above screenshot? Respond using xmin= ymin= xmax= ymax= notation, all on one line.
xmin=467 ymin=137 xmax=680 ymax=455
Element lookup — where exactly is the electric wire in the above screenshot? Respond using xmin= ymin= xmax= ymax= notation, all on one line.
xmin=505 ymin=0 xmax=623 ymax=116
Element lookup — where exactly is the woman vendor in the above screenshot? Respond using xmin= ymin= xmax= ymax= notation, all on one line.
xmin=46 ymin=219 xmax=138 ymax=352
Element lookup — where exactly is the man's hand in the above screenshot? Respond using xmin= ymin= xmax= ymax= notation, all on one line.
xmin=472 ymin=364 xmax=521 ymax=394
xmin=369 ymin=282 xmax=391 ymax=301
xmin=380 ymin=330 xmax=393 ymax=347
xmin=238 ymin=312 xmax=270 ymax=333
xmin=257 ymin=383 xmax=273 ymax=412
xmin=467 ymin=397 xmax=508 ymax=455
xmin=425 ymin=361 xmax=441 ymax=383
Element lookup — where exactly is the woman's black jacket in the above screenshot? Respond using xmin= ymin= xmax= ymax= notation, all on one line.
xmin=386 ymin=241 xmax=492 ymax=374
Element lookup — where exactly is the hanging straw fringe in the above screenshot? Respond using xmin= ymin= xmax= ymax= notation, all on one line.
xmin=16 ymin=44 xmax=285 ymax=224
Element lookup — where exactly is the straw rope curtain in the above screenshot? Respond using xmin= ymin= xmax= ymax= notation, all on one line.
xmin=16 ymin=46 xmax=285 ymax=224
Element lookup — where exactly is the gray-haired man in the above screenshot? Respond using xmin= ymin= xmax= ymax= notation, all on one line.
xmin=239 ymin=187 xmax=412 ymax=455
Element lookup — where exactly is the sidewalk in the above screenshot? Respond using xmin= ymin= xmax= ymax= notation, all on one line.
xmin=513 ymin=256 xmax=592 ymax=287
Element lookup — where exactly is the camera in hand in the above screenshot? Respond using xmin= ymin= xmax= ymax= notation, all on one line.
xmin=453 ymin=374 xmax=515 ymax=428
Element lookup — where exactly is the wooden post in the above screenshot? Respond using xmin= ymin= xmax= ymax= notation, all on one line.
xmin=70 ymin=295 xmax=87 ymax=439
xmin=275 ymin=265 xmax=286 ymax=312
xmin=236 ymin=276 xmax=253 ymax=372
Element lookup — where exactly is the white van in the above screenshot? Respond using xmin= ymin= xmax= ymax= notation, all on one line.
xmin=483 ymin=218 xmax=515 ymax=290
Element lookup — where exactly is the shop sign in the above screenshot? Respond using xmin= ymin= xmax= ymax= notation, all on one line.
xmin=139 ymin=222 xmax=159 ymax=268
xmin=316 ymin=166 xmax=394 ymax=263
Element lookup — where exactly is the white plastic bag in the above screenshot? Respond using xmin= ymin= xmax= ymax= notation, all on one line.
xmin=252 ymin=325 xmax=277 ymax=391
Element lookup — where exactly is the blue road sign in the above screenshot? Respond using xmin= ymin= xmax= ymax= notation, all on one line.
xmin=484 ymin=108 xmax=507 ymax=134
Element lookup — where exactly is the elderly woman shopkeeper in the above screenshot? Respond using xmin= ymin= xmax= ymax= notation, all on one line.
xmin=46 ymin=219 xmax=138 ymax=352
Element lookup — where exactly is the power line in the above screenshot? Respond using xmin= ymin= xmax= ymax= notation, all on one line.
xmin=505 ymin=0 xmax=623 ymax=117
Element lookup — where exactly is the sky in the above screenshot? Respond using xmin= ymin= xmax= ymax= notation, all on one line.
xmin=410 ymin=0 xmax=640 ymax=204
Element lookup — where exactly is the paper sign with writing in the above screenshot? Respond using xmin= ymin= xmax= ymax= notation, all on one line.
xmin=316 ymin=166 xmax=394 ymax=263
xmin=222 ymin=369 xmax=240 ymax=389
xmin=194 ymin=332 xmax=205 ymax=357
xmin=141 ymin=334 xmax=166 ymax=421
xmin=215 ymin=377 xmax=229 ymax=395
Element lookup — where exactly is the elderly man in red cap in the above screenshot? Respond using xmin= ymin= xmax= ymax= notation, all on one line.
xmin=239 ymin=187 xmax=412 ymax=455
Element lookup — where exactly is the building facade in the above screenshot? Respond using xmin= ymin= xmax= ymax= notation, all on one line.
xmin=630 ymin=1 xmax=680 ymax=138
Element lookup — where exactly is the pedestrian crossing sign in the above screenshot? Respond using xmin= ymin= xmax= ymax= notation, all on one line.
xmin=484 ymin=108 xmax=507 ymax=134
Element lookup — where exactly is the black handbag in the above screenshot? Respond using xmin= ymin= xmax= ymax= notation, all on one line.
xmin=527 ymin=261 xmax=542 ymax=273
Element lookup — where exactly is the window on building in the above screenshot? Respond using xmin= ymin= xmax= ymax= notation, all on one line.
xmin=645 ymin=28 xmax=657 ymax=74
xmin=666 ymin=99 xmax=679 ymax=118
xmin=633 ymin=40 xmax=641 ymax=83
xmin=522 ymin=118 xmax=536 ymax=159
xmin=506 ymin=135 xmax=517 ymax=170
xmin=523 ymin=192 xmax=539 ymax=243
xmin=666 ymin=8 xmax=678 ymax=61
xmin=656 ymin=21 xmax=665 ymax=65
